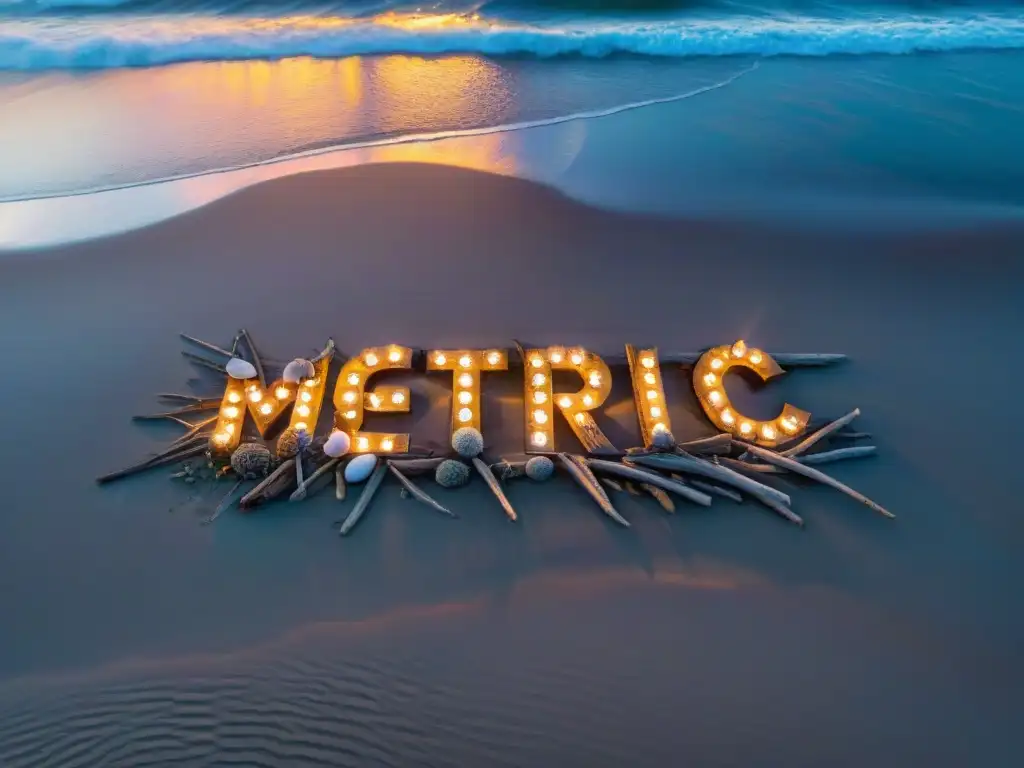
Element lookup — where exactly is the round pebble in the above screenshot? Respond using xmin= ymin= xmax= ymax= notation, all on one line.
xmin=344 ymin=453 xmax=378 ymax=483
xmin=323 ymin=429 xmax=351 ymax=458
xmin=452 ymin=427 xmax=484 ymax=459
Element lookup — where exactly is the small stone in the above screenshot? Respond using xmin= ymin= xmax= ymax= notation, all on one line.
xmin=344 ymin=453 xmax=378 ymax=483
xmin=226 ymin=357 xmax=257 ymax=380
xmin=525 ymin=455 xmax=555 ymax=482
xmin=283 ymin=358 xmax=316 ymax=384
xmin=451 ymin=427 xmax=484 ymax=459
xmin=323 ymin=430 xmax=351 ymax=458
xmin=651 ymin=428 xmax=676 ymax=450
xmin=435 ymin=459 xmax=470 ymax=488
xmin=230 ymin=443 xmax=272 ymax=479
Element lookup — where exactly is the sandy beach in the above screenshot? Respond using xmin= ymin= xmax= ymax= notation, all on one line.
xmin=1 ymin=159 xmax=1022 ymax=766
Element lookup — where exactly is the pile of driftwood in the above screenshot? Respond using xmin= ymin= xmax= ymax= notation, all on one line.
xmin=97 ymin=332 xmax=892 ymax=534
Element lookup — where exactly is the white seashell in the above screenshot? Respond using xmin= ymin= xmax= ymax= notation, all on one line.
xmin=323 ymin=430 xmax=351 ymax=458
xmin=226 ymin=357 xmax=257 ymax=380
xmin=344 ymin=453 xmax=378 ymax=483
xmin=283 ymin=358 xmax=316 ymax=384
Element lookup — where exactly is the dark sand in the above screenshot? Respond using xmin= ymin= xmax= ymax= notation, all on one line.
xmin=1 ymin=163 xmax=1022 ymax=767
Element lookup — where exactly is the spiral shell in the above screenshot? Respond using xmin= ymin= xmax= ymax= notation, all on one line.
xmin=435 ymin=459 xmax=471 ymax=488
xmin=230 ymin=443 xmax=272 ymax=479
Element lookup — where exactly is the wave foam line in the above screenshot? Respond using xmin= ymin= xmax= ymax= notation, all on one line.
xmin=3 ymin=13 xmax=1024 ymax=70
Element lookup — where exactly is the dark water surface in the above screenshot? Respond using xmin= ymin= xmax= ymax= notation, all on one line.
xmin=0 ymin=163 xmax=1021 ymax=766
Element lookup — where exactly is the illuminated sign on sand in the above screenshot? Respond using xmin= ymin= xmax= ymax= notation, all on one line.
xmin=98 ymin=331 xmax=893 ymax=533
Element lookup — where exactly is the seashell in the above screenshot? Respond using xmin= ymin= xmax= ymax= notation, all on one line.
xmin=651 ymin=428 xmax=676 ymax=450
xmin=451 ymin=427 xmax=484 ymax=459
xmin=435 ymin=459 xmax=470 ymax=488
xmin=230 ymin=443 xmax=272 ymax=479
xmin=276 ymin=427 xmax=312 ymax=459
xmin=525 ymin=455 xmax=555 ymax=482
xmin=226 ymin=357 xmax=257 ymax=380
xmin=283 ymin=358 xmax=316 ymax=384
xmin=323 ymin=430 xmax=351 ymax=458
xmin=344 ymin=453 xmax=378 ymax=484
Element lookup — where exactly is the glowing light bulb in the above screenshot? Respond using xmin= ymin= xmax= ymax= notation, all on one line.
xmin=249 ymin=390 xmax=263 ymax=403
xmin=549 ymin=350 xmax=563 ymax=364
xmin=646 ymin=389 xmax=658 ymax=401
xmin=213 ymin=432 xmax=229 ymax=445
xmin=304 ymin=379 xmax=317 ymax=387
xmin=530 ymin=356 xmax=544 ymax=368
xmin=227 ymin=392 xmax=241 ymax=404
xmin=294 ymin=422 xmax=307 ymax=431
xmin=388 ymin=348 xmax=402 ymax=363
xmin=487 ymin=351 xmax=501 ymax=366
xmin=703 ymin=372 xmax=717 ymax=387
xmin=343 ymin=391 xmax=356 ymax=404
xmin=224 ymin=423 xmax=235 ymax=435
xmin=458 ymin=408 xmax=473 ymax=423
xmin=641 ymin=356 xmax=655 ymax=369
xmin=381 ymin=438 xmax=394 ymax=451
xmin=533 ymin=410 xmax=548 ymax=424
xmin=300 ymin=391 xmax=312 ymax=403
xmin=708 ymin=390 xmax=722 ymax=406
xmin=740 ymin=422 xmax=753 ymax=435
xmin=558 ymin=396 xmax=572 ymax=408
xmin=459 ymin=355 xmax=472 ymax=368
xmin=711 ymin=358 xmax=724 ymax=371
xmin=781 ymin=416 xmax=798 ymax=433
xmin=761 ymin=424 xmax=777 ymax=440
xmin=588 ymin=372 xmax=601 ymax=387
xmin=458 ymin=391 xmax=472 ymax=405
xmin=347 ymin=373 xmax=360 ymax=386
xmin=643 ymin=372 xmax=656 ymax=385
xmin=749 ymin=350 xmax=763 ymax=365
xmin=357 ymin=437 xmax=369 ymax=451
xmin=532 ymin=373 xmax=546 ymax=387
xmin=434 ymin=353 xmax=447 ymax=366
xmin=259 ymin=403 xmax=273 ymax=415
xmin=534 ymin=391 xmax=547 ymax=404
xmin=369 ymin=394 xmax=381 ymax=409
xmin=570 ymin=351 xmax=583 ymax=366
xmin=721 ymin=409 xmax=735 ymax=425
xmin=653 ymin=422 xmax=667 ymax=433
xmin=458 ymin=373 xmax=473 ymax=388
xmin=275 ymin=386 xmax=290 ymax=400
xmin=222 ymin=406 xmax=239 ymax=418
xmin=731 ymin=340 xmax=747 ymax=358
xmin=574 ymin=413 xmax=586 ymax=426
xmin=650 ymin=406 xmax=662 ymax=419
xmin=391 ymin=391 xmax=405 ymax=405
xmin=344 ymin=410 xmax=356 ymax=420
xmin=364 ymin=352 xmax=379 ymax=366
xmin=296 ymin=404 xmax=310 ymax=418
xmin=531 ymin=431 xmax=548 ymax=447
xmin=582 ymin=394 xmax=594 ymax=407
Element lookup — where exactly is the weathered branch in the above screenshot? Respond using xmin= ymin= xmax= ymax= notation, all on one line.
xmin=389 ymin=457 xmax=446 ymax=475
xmin=239 ymin=328 xmax=267 ymax=389
xmin=684 ymin=477 xmax=743 ymax=504
xmin=558 ymin=454 xmax=630 ymax=527
xmin=181 ymin=333 xmax=233 ymax=359
xmin=290 ymin=458 xmax=340 ymax=501
xmin=472 ymin=457 xmax=518 ymax=522
xmin=676 ymin=434 xmax=733 ymax=456
xmin=586 ymin=459 xmax=712 ymax=507
xmin=339 ymin=462 xmax=387 ymax=535
xmin=627 ymin=453 xmax=787 ymax=505
xmin=169 ymin=416 xmax=219 ymax=448
xmin=388 ymin=463 xmax=457 ymax=518
xmin=311 ymin=338 xmax=337 ymax=363
xmin=780 ymin=409 xmax=861 ymax=457
xmin=204 ymin=478 xmax=247 ymax=524
xmin=239 ymin=459 xmax=295 ymax=508
xmin=133 ymin=403 xmax=219 ymax=421
xmin=181 ymin=350 xmax=228 ymax=374
xmin=642 ymin=484 xmax=675 ymax=513
xmin=335 ymin=462 xmax=347 ymax=501
xmin=96 ymin=444 xmax=207 ymax=484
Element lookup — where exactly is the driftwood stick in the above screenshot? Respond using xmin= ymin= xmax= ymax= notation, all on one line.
xmin=834 ymin=431 xmax=872 ymax=441
xmin=133 ymin=403 xmax=219 ymax=421
xmin=558 ymin=454 xmax=630 ymax=527
xmin=230 ymin=332 xmax=242 ymax=357
xmin=289 ymin=458 xmax=339 ymax=501
xmin=389 ymin=457 xmax=446 ymax=475
xmin=169 ymin=416 xmax=219 ymax=448
xmin=623 ymin=481 xmax=642 ymax=496
xmin=96 ymin=444 xmax=207 ymax=484
xmin=628 ymin=453 xmax=790 ymax=506
xmin=781 ymin=408 xmax=861 ymax=457
xmin=676 ymin=434 xmax=733 ymax=456
xmin=471 ymin=457 xmax=518 ymax=522
xmin=677 ymin=475 xmax=743 ymax=503
xmin=294 ymin=456 xmax=305 ymax=494
xmin=642 ymin=484 xmax=675 ymax=513
xmin=157 ymin=393 xmax=221 ymax=406
xmin=311 ymin=338 xmax=337 ymax=363
xmin=491 ymin=459 xmax=528 ymax=481
xmin=388 ymin=463 xmax=457 ymax=518
xmin=239 ymin=328 xmax=267 ymax=389
xmin=601 ymin=478 xmax=624 ymax=493
xmin=339 ymin=462 xmax=387 ymax=535
xmin=586 ymin=459 xmax=712 ymax=507
xmin=569 ymin=454 xmax=615 ymax=507
xmin=181 ymin=333 xmax=233 ymax=359
xmin=181 ymin=350 xmax=228 ymax=374
xmin=732 ymin=446 xmax=880 ymax=474
xmin=203 ymin=478 xmax=247 ymax=524
xmin=335 ymin=462 xmax=347 ymax=501
xmin=239 ymin=459 xmax=295 ymax=508
xmin=742 ymin=444 xmax=894 ymax=519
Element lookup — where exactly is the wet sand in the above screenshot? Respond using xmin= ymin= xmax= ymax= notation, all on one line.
xmin=1 ymin=163 xmax=1022 ymax=766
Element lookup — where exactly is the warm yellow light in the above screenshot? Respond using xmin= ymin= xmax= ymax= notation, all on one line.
xmin=434 ymin=353 xmax=447 ymax=366
xmin=458 ymin=373 xmax=473 ymax=388
xmin=347 ymin=373 xmax=360 ymax=386
xmin=344 ymin=410 xmax=356 ymax=420
xmin=708 ymin=390 xmax=723 ymax=406
xmin=582 ymin=394 xmax=594 ymax=407
xmin=248 ymin=383 xmax=259 ymax=392
xmin=570 ymin=351 xmax=584 ymax=366
xmin=711 ymin=358 xmax=724 ymax=371
xmin=532 ymin=373 xmax=546 ymax=387
xmin=365 ymin=352 xmax=379 ymax=366
xmin=300 ymin=391 xmax=312 ymax=403
xmin=458 ymin=407 xmax=473 ymax=423
xmin=392 ymin=391 xmax=406 ymax=405
xmin=357 ymin=437 xmax=369 ymax=451
xmin=574 ymin=413 xmax=586 ymax=426
xmin=224 ymin=423 xmax=235 ymax=435
xmin=275 ymin=386 xmax=290 ymax=400
xmin=343 ymin=391 xmax=356 ymax=404
xmin=749 ymin=350 xmax=763 ymax=365
xmin=227 ymin=392 xmax=242 ymax=404
xmin=588 ymin=372 xmax=601 ymax=387
xmin=213 ymin=432 xmax=229 ymax=445
xmin=487 ymin=351 xmax=501 ymax=366
xmin=530 ymin=356 xmax=544 ymax=368
xmin=533 ymin=391 xmax=547 ymax=404
xmin=388 ymin=348 xmax=402 ymax=363
xmin=294 ymin=421 xmax=308 ymax=431
xmin=533 ymin=410 xmax=548 ymax=424
xmin=732 ymin=340 xmax=747 ymax=358
xmin=558 ymin=396 xmax=572 ymax=408
xmin=703 ymin=372 xmax=717 ymax=387
xmin=653 ymin=422 xmax=667 ymax=433
xmin=297 ymin=404 xmax=311 ymax=418
xmin=222 ymin=406 xmax=239 ymax=418
xmin=643 ymin=372 xmax=656 ymax=385
xmin=249 ymin=390 xmax=263 ymax=403
xmin=369 ymin=394 xmax=381 ymax=409
xmin=761 ymin=424 xmax=777 ymax=440
xmin=381 ymin=438 xmax=394 ymax=451
xmin=721 ymin=409 xmax=735 ymax=425
xmin=459 ymin=355 xmax=473 ymax=368
xmin=740 ymin=422 xmax=753 ymax=435
xmin=549 ymin=350 xmax=563 ymax=364
xmin=531 ymin=431 xmax=548 ymax=446
xmin=641 ymin=356 xmax=655 ymax=369
xmin=304 ymin=379 xmax=317 ymax=387
xmin=646 ymin=389 xmax=658 ymax=401
xmin=458 ymin=391 xmax=472 ymax=405
xmin=259 ymin=403 xmax=273 ymax=415
xmin=650 ymin=406 xmax=662 ymax=419
xmin=781 ymin=416 xmax=798 ymax=433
